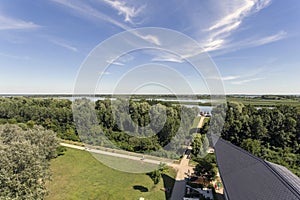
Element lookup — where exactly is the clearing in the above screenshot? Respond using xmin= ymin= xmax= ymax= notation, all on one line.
xmin=46 ymin=148 xmax=176 ymax=200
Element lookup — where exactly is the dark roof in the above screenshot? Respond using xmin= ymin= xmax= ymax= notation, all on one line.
xmin=214 ymin=138 xmax=300 ymax=200
xmin=266 ymin=161 xmax=300 ymax=192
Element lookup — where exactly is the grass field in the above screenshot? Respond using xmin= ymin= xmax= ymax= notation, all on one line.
xmin=46 ymin=148 xmax=176 ymax=200
xmin=192 ymin=116 xmax=201 ymax=129
xmin=91 ymin=152 xmax=159 ymax=173
xmin=227 ymin=96 xmax=300 ymax=110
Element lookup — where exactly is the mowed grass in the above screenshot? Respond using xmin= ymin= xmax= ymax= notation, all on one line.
xmin=192 ymin=116 xmax=201 ymax=129
xmin=91 ymin=153 xmax=159 ymax=173
xmin=46 ymin=148 xmax=176 ymax=200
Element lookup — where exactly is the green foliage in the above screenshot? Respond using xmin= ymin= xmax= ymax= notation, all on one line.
xmin=149 ymin=170 xmax=161 ymax=184
xmin=220 ymin=102 xmax=300 ymax=177
xmin=148 ymin=163 xmax=169 ymax=185
xmin=0 ymin=97 xmax=78 ymax=141
xmin=194 ymin=154 xmax=217 ymax=184
xmin=191 ymin=133 xmax=209 ymax=157
xmin=241 ymin=139 xmax=262 ymax=156
xmin=192 ymin=134 xmax=203 ymax=156
xmin=80 ymin=98 xmax=197 ymax=155
xmin=0 ymin=124 xmax=59 ymax=200
xmin=202 ymin=134 xmax=209 ymax=153
xmin=0 ymin=96 xmax=198 ymax=156
xmin=158 ymin=162 xmax=169 ymax=174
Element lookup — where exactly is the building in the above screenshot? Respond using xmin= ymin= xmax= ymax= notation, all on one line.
xmin=214 ymin=138 xmax=300 ymax=200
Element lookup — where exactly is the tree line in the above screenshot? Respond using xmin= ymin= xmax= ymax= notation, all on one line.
xmin=0 ymin=97 xmax=199 ymax=158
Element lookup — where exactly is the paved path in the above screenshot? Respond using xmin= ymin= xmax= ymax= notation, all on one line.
xmin=175 ymin=155 xmax=194 ymax=180
xmin=171 ymin=153 xmax=194 ymax=200
xmin=60 ymin=143 xmax=178 ymax=167
xmin=197 ymin=116 xmax=206 ymax=128
xmin=170 ymin=116 xmax=208 ymax=200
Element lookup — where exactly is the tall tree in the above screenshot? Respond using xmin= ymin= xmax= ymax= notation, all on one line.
xmin=0 ymin=124 xmax=59 ymax=200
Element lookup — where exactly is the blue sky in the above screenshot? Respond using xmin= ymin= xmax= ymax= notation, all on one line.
xmin=0 ymin=0 xmax=300 ymax=94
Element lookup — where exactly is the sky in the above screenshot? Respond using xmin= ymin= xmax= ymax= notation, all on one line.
xmin=0 ymin=0 xmax=300 ymax=94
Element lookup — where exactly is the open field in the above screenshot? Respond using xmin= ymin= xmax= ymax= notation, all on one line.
xmin=192 ymin=116 xmax=201 ymax=129
xmin=46 ymin=148 xmax=176 ymax=200
xmin=91 ymin=152 xmax=159 ymax=173
xmin=227 ymin=96 xmax=300 ymax=110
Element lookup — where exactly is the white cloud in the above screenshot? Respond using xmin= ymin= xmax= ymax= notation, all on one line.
xmin=51 ymin=40 xmax=78 ymax=52
xmin=0 ymin=52 xmax=30 ymax=60
xmin=152 ymin=53 xmax=184 ymax=63
xmin=222 ymin=75 xmax=240 ymax=81
xmin=202 ymin=0 xmax=272 ymax=52
xmin=231 ymin=77 xmax=264 ymax=85
xmin=100 ymin=71 xmax=111 ymax=75
xmin=203 ymin=39 xmax=225 ymax=52
xmin=0 ymin=14 xmax=40 ymax=30
xmin=138 ymin=34 xmax=161 ymax=46
xmin=214 ymin=31 xmax=287 ymax=56
xmin=52 ymin=0 xmax=160 ymax=45
xmin=106 ymin=58 xmax=124 ymax=66
xmin=52 ymin=0 xmax=128 ymax=30
xmin=246 ymin=31 xmax=287 ymax=47
xmin=106 ymin=54 xmax=134 ymax=66
xmin=118 ymin=54 xmax=134 ymax=63
xmin=101 ymin=0 xmax=145 ymax=24
xmin=152 ymin=56 xmax=183 ymax=63
xmin=208 ymin=0 xmax=255 ymax=31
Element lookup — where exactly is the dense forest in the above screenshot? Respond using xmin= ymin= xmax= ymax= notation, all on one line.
xmin=219 ymin=102 xmax=300 ymax=176
xmin=0 ymin=97 xmax=299 ymax=176
xmin=0 ymin=97 xmax=76 ymax=140
xmin=0 ymin=97 xmax=198 ymax=158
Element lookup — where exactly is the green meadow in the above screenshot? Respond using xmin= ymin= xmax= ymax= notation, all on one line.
xmin=46 ymin=148 xmax=176 ymax=200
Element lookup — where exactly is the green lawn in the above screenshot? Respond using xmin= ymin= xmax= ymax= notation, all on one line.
xmin=192 ymin=116 xmax=201 ymax=129
xmin=91 ymin=152 xmax=159 ymax=173
xmin=46 ymin=148 xmax=176 ymax=200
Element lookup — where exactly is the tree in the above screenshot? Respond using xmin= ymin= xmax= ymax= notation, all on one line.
xmin=148 ymin=163 xmax=169 ymax=185
xmin=194 ymin=156 xmax=217 ymax=184
xmin=158 ymin=162 xmax=169 ymax=174
xmin=251 ymin=116 xmax=267 ymax=141
xmin=241 ymin=139 xmax=262 ymax=156
xmin=149 ymin=169 xmax=161 ymax=184
xmin=215 ymin=101 xmax=300 ymax=178
xmin=202 ymin=134 xmax=209 ymax=153
xmin=191 ymin=134 xmax=203 ymax=156
xmin=0 ymin=124 xmax=59 ymax=199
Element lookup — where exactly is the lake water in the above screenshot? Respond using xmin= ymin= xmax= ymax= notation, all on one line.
xmin=184 ymin=104 xmax=213 ymax=113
